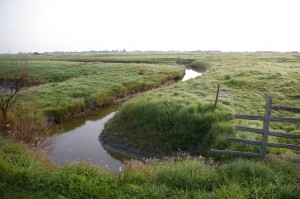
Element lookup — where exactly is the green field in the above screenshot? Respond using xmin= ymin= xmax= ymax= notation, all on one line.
xmin=0 ymin=52 xmax=299 ymax=198
xmin=0 ymin=137 xmax=299 ymax=198
xmin=0 ymin=54 xmax=185 ymax=121
xmin=103 ymin=52 xmax=300 ymax=159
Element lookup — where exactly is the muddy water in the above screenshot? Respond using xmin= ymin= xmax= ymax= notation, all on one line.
xmin=46 ymin=104 xmax=129 ymax=171
xmin=45 ymin=69 xmax=201 ymax=171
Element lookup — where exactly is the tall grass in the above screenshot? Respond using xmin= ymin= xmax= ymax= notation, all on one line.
xmin=0 ymin=138 xmax=299 ymax=198
xmin=189 ymin=59 xmax=211 ymax=71
xmin=104 ymin=96 xmax=234 ymax=155
xmin=103 ymin=52 xmax=300 ymax=158
xmin=0 ymin=52 xmax=300 ymax=198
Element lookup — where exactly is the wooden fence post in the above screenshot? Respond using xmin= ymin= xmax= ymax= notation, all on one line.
xmin=214 ymin=84 xmax=220 ymax=111
xmin=261 ymin=96 xmax=272 ymax=162
xmin=211 ymin=95 xmax=300 ymax=162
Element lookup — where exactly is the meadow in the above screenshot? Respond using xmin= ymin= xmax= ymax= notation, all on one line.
xmin=0 ymin=52 xmax=299 ymax=198
xmin=103 ymin=52 xmax=300 ymax=159
xmin=0 ymin=53 xmax=185 ymax=121
xmin=0 ymin=137 xmax=299 ymax=198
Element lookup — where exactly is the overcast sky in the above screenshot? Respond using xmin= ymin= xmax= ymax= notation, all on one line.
xmin=1 ymin=0 xmax=300 ymax=53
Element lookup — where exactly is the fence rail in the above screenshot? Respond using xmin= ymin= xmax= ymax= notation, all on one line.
xmin=211 ymin=96 xmax=300 ymax=162
xmin=235 ymin=114 xmax=300 ymax=123
xmin=235 ymin=126 xmax=300 ymax=139
xmin=228 ymin=137 xmax=300 ymax=150
xmin=272 ymin=104 xmax=300 ymax=113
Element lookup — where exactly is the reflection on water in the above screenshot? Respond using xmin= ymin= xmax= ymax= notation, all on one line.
xmin=45 ymin=68 xmax=202 ymax=171
xmin=181 ymin=69 xmax=202 ymax=81
xmin=46 ymin=104 xmax=129 ymax=171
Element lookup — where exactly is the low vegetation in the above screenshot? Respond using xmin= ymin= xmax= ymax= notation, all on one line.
xmin=189 ymin=59 xmax=211 ymax=71
xmin=103 ymin=52 xmax=300 ymax=158
xmin=0 ymin=55 xmax=185 ymax=121
xmin=0 ymin=52 xmax=299 ymax=198
xmin=33 ymin=63 xmax=184 ymax=121
xmin=0 ymin=138 xmax=299 ymax=198
xmin=102 ymin=96 xmax=234 ymax=156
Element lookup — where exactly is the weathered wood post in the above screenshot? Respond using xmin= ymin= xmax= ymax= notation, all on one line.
xmin=214 ymin=84 xmax=220 ymax=111
xmin=177 ymin=56 xmax=181 ymax=65
xmin=261 ymin=96 xmax=272 ymax=162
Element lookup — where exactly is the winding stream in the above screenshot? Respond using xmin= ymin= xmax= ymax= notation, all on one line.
xmin=181 ymin=68 xmax=202 ymax=81
xmin=45 ymin=69 xmax=202 ymax=171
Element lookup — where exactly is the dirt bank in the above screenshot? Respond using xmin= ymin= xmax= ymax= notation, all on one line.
xmin=100 ymin=129 xmax=176 ymax=160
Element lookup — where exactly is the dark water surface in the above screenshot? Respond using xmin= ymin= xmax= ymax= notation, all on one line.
xmin=45 ymin=69 xmax=202 ymax=171
xmin=0 ymin=86 xmax=11 ymax=92
xmin=46 ymin=104 xmax=129 ymax=171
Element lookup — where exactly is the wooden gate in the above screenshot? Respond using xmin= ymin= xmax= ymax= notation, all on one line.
xmin=211 ymin=96 xmax=300 ymax=162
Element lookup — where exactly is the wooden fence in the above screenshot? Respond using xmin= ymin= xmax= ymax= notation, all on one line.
xmin=211 ymin=96 xmax=300 ymax=162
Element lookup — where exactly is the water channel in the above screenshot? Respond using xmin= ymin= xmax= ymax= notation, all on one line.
xmin=0 ymin=85 xmax=13 ymax=92
xmin=45 ymin=69 xmax=202 ymax=171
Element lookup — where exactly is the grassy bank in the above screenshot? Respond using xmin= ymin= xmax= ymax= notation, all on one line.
xmin=33 ymin=62 xmax=184 ymax=121
xmin=0 ymin=52 xmax=193 ymax=67
xmin=103 ymin=52 xmax=300 ymax=158
xmin=1 ymin=52 xmax=300 ymax=198
xmin=0 ymin=137 xmax=299 ymax=198
xmin=0 ymin=54 xmax=185 ymax=121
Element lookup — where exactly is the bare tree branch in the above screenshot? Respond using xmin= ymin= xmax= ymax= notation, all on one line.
xmin=0 ymin=54 xmax=30 ymax=134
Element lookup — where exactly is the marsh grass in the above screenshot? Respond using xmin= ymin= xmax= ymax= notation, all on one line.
xmin=189 ymin=59 xmax=211 ymax=71
xmin=105 ymin=97 xmax=234 ymax=154
xmin=34 ymin=63 xmax=183 ymax=121
xmin=1 ymin=52 xmax=300 ymax=198
xmin=1 ymin=56 xmax=185 ymax=121
xmin=104 ymin=52 xmax=300 ymax=158
xmin=0 ymin=138 xmax=299 ymax=198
